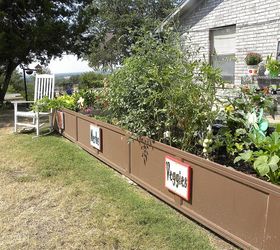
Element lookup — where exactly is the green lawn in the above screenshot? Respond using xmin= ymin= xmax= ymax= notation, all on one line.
xmin=0 ymin=126 xmax=235 ymax=249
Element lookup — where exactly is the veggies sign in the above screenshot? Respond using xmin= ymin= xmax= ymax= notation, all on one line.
xmin=165 ymin=156 xmax=192 ymax=201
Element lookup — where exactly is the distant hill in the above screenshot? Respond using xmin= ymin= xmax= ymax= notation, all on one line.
xmin=55 ymin=72 xmax=84 ymax=80
xmin=25 ymin=71 xmax=108 ymax=85
xmin=26 ymin=72 xmax=85 ymax=84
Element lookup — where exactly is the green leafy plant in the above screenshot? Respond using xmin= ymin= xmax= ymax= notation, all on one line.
xmin=207 ymin=85 xmax=280 ymax=185
xmin=266 ymin=55 xmax=280 ymax=77
xmin=32 ymin=95 xmax=77 ymax=112
xmin=209 ymin=86 xmax=275 ymax=164
xmin=31 ymin=89 xmax=99 ymax=114
xmin=31 ymin=96 xmax=52 ymax=112
xmin=245 ymin=52 xmax=262 ymax=65
xmin=235 ymin=132 xmax=280 ymax=184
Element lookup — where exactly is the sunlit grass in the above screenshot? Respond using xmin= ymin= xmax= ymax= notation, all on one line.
xmin=0 ymin=132 xmax=234 ymax=249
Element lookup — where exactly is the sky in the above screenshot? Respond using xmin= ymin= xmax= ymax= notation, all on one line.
xmin=29 ymin=54 xmax=93 ymax=74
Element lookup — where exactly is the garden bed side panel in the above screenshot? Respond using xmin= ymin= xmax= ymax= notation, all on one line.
xmin=59 ymin=109 xmax=280 ymax=250
xmin=263 ymin=193 xmax=280 ymax=250
xmin=62 ymin=111 xmax=77 ymax=141
xmin=130 ymin=140 xmax=277 ymax=250
xmin=61 ymin=109 xmax=130 ymax=174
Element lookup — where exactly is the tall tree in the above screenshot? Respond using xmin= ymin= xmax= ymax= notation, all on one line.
xmin=0 ymin=0 xmax=97 ymax=104
xmin=86 ymin=0 xmax=180 ymax=68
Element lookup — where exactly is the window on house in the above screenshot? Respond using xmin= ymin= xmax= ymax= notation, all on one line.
xmin=277 ymin=41 xmax=280 ymax=61
xmin=210 ymin=25 xmax=236 ymax=83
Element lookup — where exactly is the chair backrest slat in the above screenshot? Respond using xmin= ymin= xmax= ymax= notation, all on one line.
xmin=38 ymin=78 xmax=42 ymax=100
xmin=46 ymin=78 xmax=49 ymax=98
xmin=34 ymin=74 xmax=55 ymax=101
xmin=37 ymin=78 xmax=41 ymax=100
xmin=42 ymin=78 xmax=46 ymax=98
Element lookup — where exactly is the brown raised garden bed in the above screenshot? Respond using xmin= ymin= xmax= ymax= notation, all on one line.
xmin=56 ymin=108 xmax=280 ymax=250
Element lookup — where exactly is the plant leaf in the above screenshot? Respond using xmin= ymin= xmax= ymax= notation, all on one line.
xmin=235 ymin=128 xmax=246 ymax=136
xmin=259 ymin=120 xmax=269 ymax=132
xmin=253 ymin=155 xmax=269 ymax=176
xmin=237 ymin=151 xmax=253 ymax=162
xmin=276 ymin=124 xmax=280 ymax=133
xmin=234 ymin=156 xmax=241 ymax=163
xmin=268 ymin=155 xmax=280 ymax=172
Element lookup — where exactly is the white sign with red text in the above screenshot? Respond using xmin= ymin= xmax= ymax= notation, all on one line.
xmin=165 ymin=156 xmax=192 ymax=201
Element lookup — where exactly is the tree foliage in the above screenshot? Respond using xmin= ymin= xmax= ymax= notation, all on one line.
xmin=55 ymin=72 xmax=105 ymax=89
xmin=5 ymin=70 xmax=23 ymax=93
xmin=86 ymin=0 xmax=180 ymax=68
xmin=0 ymin=0 xmax=97 ymax=104
xmin=79 ymin=72 xmax=105 ymax=89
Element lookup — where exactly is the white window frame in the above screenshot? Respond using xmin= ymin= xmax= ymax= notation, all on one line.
xmin=276 ymin=40 xmax=280 ymax=61
xmin=209 ymin=25 xmax=236 ymax=83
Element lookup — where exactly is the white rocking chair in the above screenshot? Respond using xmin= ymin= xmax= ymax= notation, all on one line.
xmin=12 ymin=74 xmax=55 ymax=136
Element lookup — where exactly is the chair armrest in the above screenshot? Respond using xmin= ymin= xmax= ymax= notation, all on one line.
xmin=12 ymin=101 xmax=34 ymax=113
xmin=11 ymin=101 xmax=34 ymax=104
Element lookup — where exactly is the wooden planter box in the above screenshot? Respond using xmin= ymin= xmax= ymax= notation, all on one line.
xmin=56 ymin=109 xmax=280 ymax=250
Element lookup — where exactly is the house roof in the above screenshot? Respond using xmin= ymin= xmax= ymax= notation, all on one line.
xmin=158 ymin=0 xmax=203 ymax=31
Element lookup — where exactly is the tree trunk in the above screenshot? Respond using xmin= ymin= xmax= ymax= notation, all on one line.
xmin=0 ymin=61 xmax=18 ymax=105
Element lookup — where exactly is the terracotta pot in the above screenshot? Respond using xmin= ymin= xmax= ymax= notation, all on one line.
xmin=247 ymin=65 xmax=258 ymax=76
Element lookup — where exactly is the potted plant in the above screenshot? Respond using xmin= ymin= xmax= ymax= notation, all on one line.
xmin=245 ymin=52 xmax=262 ymax=76
xmin=266 ymin=54 xmax=280 ymax=77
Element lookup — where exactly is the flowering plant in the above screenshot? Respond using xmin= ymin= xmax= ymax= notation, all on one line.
xmin=77 ymin=97 xmax=85 ymax=109
xmin=245 ymin=52 xmax=262 ymax=65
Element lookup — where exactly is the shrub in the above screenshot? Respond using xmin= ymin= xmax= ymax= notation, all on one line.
xmin=245 ymin=52 xmax=262 ymax=65
xmin=79 ymin=72 xmax=105 ymax=89
xmin=107 ymin=30 xmax=223 ymax=153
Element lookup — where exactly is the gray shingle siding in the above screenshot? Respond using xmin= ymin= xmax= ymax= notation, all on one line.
xmin=179 ymin=0 xmax=280 ymax=84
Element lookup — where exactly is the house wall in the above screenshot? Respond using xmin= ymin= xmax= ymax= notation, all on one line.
xmin=179 ymin=0 xmax=280 ymax=85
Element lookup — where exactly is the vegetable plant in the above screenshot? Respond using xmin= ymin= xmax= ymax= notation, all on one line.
xmin=266 ymin=55 xmax=280 ymax=77
xmin=107 ymin=29 xmax=223 ymax=153
xmin=32 ymin=95 xmax=77 ymax=112
xmin=235 ymin=132 xmax=280 ymax=184
xmin=32 ymin=89 xmax=97 ymax=113
xmin=208 ymin=86 xmax=275 ymax=164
